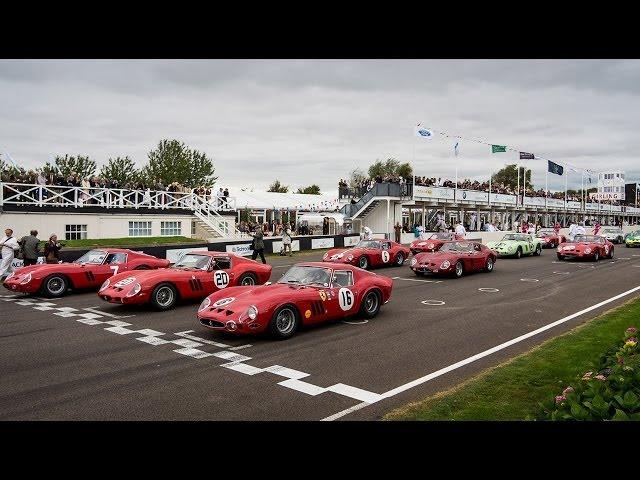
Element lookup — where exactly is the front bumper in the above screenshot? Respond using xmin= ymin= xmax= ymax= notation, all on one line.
xmin=99 ymin=290 xmax=150 ymax=304
xmin=198 ymin=314 xmax=265 ymax=335
xmin=626 ymin=240 xmax=640 ymax=247
xmin=3 ymin=280 xmax=40 ymax=293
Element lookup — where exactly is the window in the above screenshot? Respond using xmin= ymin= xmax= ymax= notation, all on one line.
xmin=161 ymin=221 xmax=181 ymax=236
xmin=105 ymin=253 xmax=128 ymax=264
xmin=65 ymin=224 xmax=88 ymax=240
xmin=191 ymin=220 xmax=196 ymax=235
xmin=332 ymin=270 xmax=354 ymax=288
xmin=129 ymin=221 xmax=152 ymax=237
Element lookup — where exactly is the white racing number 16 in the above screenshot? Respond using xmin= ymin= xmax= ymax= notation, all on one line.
xmin=339 ymin=287 xmax=354 ymax=311
xmin=214 ymin=271 xmax=230 ymax=289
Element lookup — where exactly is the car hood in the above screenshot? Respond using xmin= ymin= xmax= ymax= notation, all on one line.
xmin=11 ymin=262 xmax=90 ymax=277
xmin=486 ymin=240 xmax=516 ymax=248
xmin=205 ymin=283 xmax=321 ymax=311
xmin=325 ymin=247 xmax=361 ymax=259
xmin=108 ymin=267 xmax=205 ymax=285
xmin=410 ymin=239 xmax=444 ymax=248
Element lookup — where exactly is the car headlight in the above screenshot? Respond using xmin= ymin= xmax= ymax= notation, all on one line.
xmin=198 ymin=297 xmax=211 ymax=312
xmin=247 ymin=305 xmax=258 ymax=320
xmin=5 ymin=272 xmax=15 ymax=280
xmin=584 ymin=248 xmax=591 ymax=254
xmin=99 ymin=279 xmax=110 ymax=292
xmin=20 ymin=273 xmax=32 ymax=285
xmin=126 ymin=283 xmax=142 ymax=297
xmin=347 ymin=254 xmax=354 ymax=261
xmin=557 ymin=247 xmax=562 ymax=252
xmin=411 ymin=258 xmax=417 ymax=266
xmin=441 ymin=260 xmax=451 ymax=269
xmin=428 ymin=244 xmax=435 ymax=249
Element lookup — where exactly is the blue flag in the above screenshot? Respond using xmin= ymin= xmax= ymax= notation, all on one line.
xmin=548 ymin=160 xmax=564 ymax=176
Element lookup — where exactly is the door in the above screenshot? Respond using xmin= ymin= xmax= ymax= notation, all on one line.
xmin=90 ymin=252 xmax=130 ymax=287
xmin=379 ymin=241 xmax=392 ymax=266
xmin=471 ymin=243 xmax=485 ymax=270
xmin=326 ymin=269 xmax=358 ymax=321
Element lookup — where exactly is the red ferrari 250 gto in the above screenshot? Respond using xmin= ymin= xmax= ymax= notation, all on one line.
xmin=410 ymin=241 xmax=497 ymax=278
xmin=3 ymin=248 xmax=169 ymax=297
xmin=409 ymin=232 xmax=465 ymax=255
xmin=556 ymin=234 xmax=614 ymax=261
xmin=98 ymin=251 xmax=272 ymax=310
xmin=197 ymin=262 xmax=393 ymax=339
xmin=536 ymin=228 xmax=567 ymax=248
xmin=323 ymin=239 xmax=410 ymax=270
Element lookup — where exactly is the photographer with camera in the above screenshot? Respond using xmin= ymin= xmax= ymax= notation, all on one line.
xmin=44 ymin=234 xmax=63 ymax=264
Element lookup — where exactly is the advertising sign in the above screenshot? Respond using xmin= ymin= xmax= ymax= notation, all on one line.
xmin=456 ymin=190 xmax=488 ymax=202
xmin=523 ymin=196 xmax=545 ymax=207
xmin=413 ymin=186 xmax=455 ymax=200
xmin=271 ymin=240 xmax=301 ymax=253
xmin=586 ymin=203 xmax=600 ymax=211
xmin=546 ymin=198 xmax=565 ymax=208
xmin=343 ymin=236 xmax=361 ymax=247
xmin=225 ymin=243 xmax=253 ymax=257
xmin=596 ymin=171 xmax=626 ymax=200
xmin=566 ymin=201 xmax=582 ymax=210
xmin=590 ymin=192 xmax=624 ymax=201
xmin=11 ymin=256 xmax=45 ymax=269
xmin=165 ymin=247 xmax=208 ymax=263
xmin=311 ymin=238 xmax=335 ymax=249
xmin=489 ymin=193 xmax=517 ymax=205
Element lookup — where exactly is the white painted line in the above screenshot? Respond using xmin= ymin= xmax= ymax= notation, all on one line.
xmin=228 ymin=344 xmax=253 ymax=351
xmin=221 ymin=362 xmax=264 ymax=375
xmin=15 ymin=300 xmax=38 ymax=305
xmin=392 ymin=277 xmax=442 ymax=283
xmin=104 ymin=326 xmax=137 ymax=335
xmin=322 ymin=284 xmax=640 ymax=421
xmin=170 ymin=339 xmax=204 ymax=349
xmin=553 ymin=272 xmax=570 ymax=275
xmin=33 ymin=306 xmax=56 ymax=311
xmin=173 ymin=348 xmax=213 ymax=359
xmin=76 ymin=318 xmax=105 ymax=325
xmin=278 ymin=379 xmax=327 ymax=396
xmin=326 ymin=384 xmax=384 ymax=403
xmin=342 ymin=319 xmax=369 ymax=325
xmin=520 ymin=278 xmax=539 ymax=282
xmin=617 ymin=257 xmax=630 ymax=260
xmin=134 ymin=329 xmax=165 ymax=337
xmin=136 ymin=336 xmax=171 ymax=346
xmin=83 ymin=307 xmax=136 ymax=319
xmin=102 ymin=320 xmax=132 ymax=327
xmin=55 ymin=307 xmax=79 ymax=312
xmin=78 ymin=313 xmax=103 ymax=320
xmin=478 ymin=288 xmax=499 ymax=292
xmin=174 ymin=330 xmax=231 ymax=349
xmin=212 ymin=351 xmax=252 ymax=362
xmin=263 ymin=365 xmax=309 ymax=380
xmin=421 ymin=300 xmax=445 ymax=306
xmin=53 ymin=312 xmax=80 ymax=318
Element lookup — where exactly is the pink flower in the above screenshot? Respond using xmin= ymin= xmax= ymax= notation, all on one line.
xmin=594 ymin=374 xmax=607 ymax=381
xmin=562 ymin=386 xmax=574 ymax=396
xmin=627 ymin=337 xmax=637 ymax=343
xmin=555 ymin=395 xmax=567 ymax=405
xmin=582 ymin=371 xmax=593 ymax=380
xmin=626 ymin=327 xmax=638 ymax=335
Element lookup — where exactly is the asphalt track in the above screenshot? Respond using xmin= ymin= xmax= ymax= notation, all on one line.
xmin=1 ymin=247 xmax=640 ymax=421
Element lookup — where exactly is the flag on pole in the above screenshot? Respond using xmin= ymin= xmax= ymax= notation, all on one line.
xmin=519 ymin=152 xmax=534 ymax=160
xmin=415 ymin=124 xmax=434 ymax=139
xmin=454 ymin=141 xmax=459 ymax=156
xmin=2 ymin=150 xmax=18 ymax=167
xmin=548 ymin=160 xmax=564 ymax=176
xmin=491 ymin=145 xmax=507 ymax=153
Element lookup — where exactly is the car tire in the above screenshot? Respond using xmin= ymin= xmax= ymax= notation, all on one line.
xmin=593 ymin=251 xmax=600 ymax=262
xmin=269 ymin=305 xmax=299 ymax=340
xmin=485 ymin=257 xmax=494 ymax=272
xmin=534 ymin=244 xmax=542 ymax=256
xmin=358 ymin=256 xmax=369 ymax=270
xmin=151 ymin=283 xmax=178 ymax=310
xmin=238 ymin=272 xmax=257 ymax=286
xmin=557 ymin=254 xmax=564 ymax=261
xmin=617 ymin=237 xmax=623 ymax=244
xmin=609 ymin=247 xmax=614 ymax=259
xmin=359 ymin=289 xmax=381 ymax=319
xmin=41 ymin=274 xmax=68 ymax=297
xmin=413 ymin=270 xmax=425 ymax=277
xmin=395 ymin=253 xmax=404 ymax=266
xmin=454 ymin=260 xmax=464 ymax=278
xmin=515 ymin=247 xmax=522 ymax=259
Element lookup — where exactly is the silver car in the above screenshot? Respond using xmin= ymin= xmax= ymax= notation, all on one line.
xmin=600 ymin=227 xmax=625 ymax=244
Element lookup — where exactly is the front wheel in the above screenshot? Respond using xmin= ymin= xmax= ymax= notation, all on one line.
xmin=269 ymin=305 xmax=299 ymax=340
xmin=41 ymin=275 xmax=68 ymax=297
xmin=453 ymin=260 xmax=464 ymax=278
xmin=534 ymin=245 xmax=542 ymax=256
xmin=485 ymin=257 xmax=494 ymax=272
xmin=592 ymin=251 xmax=600 ymax=262
xmin=395 ymin=253 xmax=404 ymax=266
xmin=358 ymin=256 xmax=369 ymax=270
xmin=557 ymin=254 xmax=564 ymax=261
xmin=515 ymin=247 xmax=522 ymax=259
xmin=151 ymin=283 xmax=178 ymax=310
xmin=359 ymin=290 xmax=381 ymax=319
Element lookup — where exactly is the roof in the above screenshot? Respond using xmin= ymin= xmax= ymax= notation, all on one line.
xmin=228 ymin=187 xmax=340 ymax=211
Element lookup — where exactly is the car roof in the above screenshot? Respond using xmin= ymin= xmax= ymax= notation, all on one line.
xmin=297 ymin=262 xmax=360 ymax=271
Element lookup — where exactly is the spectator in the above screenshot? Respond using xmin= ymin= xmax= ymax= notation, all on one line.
xmin=223 ymin=187 xmax=229 ymax=208
xmin=19 ymin=229 xmax=40 ymax=266
xmin=455 ymin=220 xmax=466 ymax=237
xmin=44 ymin=234 xmax=62 ymax=264
xmin=250 ymin=227 xmax=266 ymax=264
xmin=394 ymin=222 xmax=402 ymax=243
xmin=282 ymin=226 xmax=293 ymax=257
xmin=0 ymin=228 xmax=20 ymax=279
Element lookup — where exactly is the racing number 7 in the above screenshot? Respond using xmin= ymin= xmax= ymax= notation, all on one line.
xmin=109 ymin=266 xmax=119 ymax=276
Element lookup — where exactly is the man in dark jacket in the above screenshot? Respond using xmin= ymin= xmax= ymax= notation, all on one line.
xmin=250 ymin=227 xmax=266 ymax=264
xmin=19 ymin=229 xmax=40 ymax=266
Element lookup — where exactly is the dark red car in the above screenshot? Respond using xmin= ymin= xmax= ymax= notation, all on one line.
xmin=323 ymin=239 xmax=410 ymax=270
xmin=98 ymin=251 xmax=272 ymax=310
xmin=3 ymin=248 xmax=169 ymax=297
xmin=409 ymin=232 xmax=465 ymax=255
xmin=556 ymin=235 xmax=614 ymax=261
xmin=197 ymin=262 xmax=393 ymax=339
xmin=410 ymin=241 xmax=497 ymax=278
xmin=536 ymin=228 xmax=567 ymax=248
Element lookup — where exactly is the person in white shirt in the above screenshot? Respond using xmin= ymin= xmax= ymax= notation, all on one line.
xmin=568 ymin=222 xmax=577 ymax=239
xmin=574 ymin=224 xmax=586 ymax=236
xmin=455 ymin=221 xmax=466 ymax=237
xmin=470 ymin=213 xmax=477 ymax=231
xmin=37 ymin=172 xmax=47 ymax=202
xmin=0 ymin=228 xmax=20 ymax=279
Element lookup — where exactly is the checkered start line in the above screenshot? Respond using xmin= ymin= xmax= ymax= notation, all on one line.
xmin=1 ymin=295 xmax=382 ymax=404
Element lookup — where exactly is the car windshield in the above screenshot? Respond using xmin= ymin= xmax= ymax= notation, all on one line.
xmin=278 ymin=265 xmax=332 ymax=287
xmin=174 ymin=254 xmax=211 ymax=270
xmin=574 ymin=235 xmax=600 ymax=243
xmin=74 ymin=249 xmax=107 ymax=264
xmin=536 ymin=230 xmax=555 ymax=237
xmin=602 ymin=228 xmax=620 ymax=233
xmin=356 ymin=240 xmax=381 ymax=249
xmin=440 ymin=242 xmax=475 ymax=253
xmin=502 ymin=234 xmax=529 ymax=241
xmin=428 ymin=233 xmax=452 ymax=240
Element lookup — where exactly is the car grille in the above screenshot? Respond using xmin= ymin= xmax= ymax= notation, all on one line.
xmin=200 ymin=318 xmax=225 ymax=328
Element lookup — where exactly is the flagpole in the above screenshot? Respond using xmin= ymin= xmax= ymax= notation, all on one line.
xmin=545 ymin=166 xmax=548 ymax=210
xmin=516 ymin=163 xmax=520 ymax=208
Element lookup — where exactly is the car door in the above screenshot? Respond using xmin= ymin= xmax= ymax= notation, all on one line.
xmin=89 ymin=252 xmax=129 ymax=287
xmin=379 ymin=241 xmax=392 ymax=266
xmin=323 ymin=269 xmax=358 ymax=321
xmin=471 ymin=243 xmax=485 ymax=270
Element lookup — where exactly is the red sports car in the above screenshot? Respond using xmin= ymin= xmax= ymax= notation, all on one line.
xmin=556 ymin=234 xmax=614 ymax=261
xmin=98 ymin=251 xmax=272 ymax=310
xmin=409 ymin=232 xmax=465 ymax=255
xmin=3 ymin=248 xmax=169 ymax=297
xmin=197 ymin=262 xmax=393 ymax=339
xmin=536 ymin=228 xmax=566 ymax=248
xmin=410 ymin=241 xmax=497 ymax=278
xmin=322 ymin=239 xmax=410 ymax=270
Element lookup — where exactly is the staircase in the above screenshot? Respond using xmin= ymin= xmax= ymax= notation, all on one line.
xmin=341 ymin=182 xmax=410 ymax=220
xmin=191 ymin=196 xmax=242 ymax=238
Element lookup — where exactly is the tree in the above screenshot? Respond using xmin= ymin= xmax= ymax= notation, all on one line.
xmin=55 ymin=154 xmax=97 ymax=178
xmin=268 ymin=179 xmax=289 ymax=193
xmin=142 ymin=139 xmax=217 ymax=187
xmin=37 ymin=161 xmax=58 ymax=178
xmin=296 ymin=184 xmax=321 ymax=195
xmin=367 ymin=157 xmax=412 ymax=180
xmin=99 ymin=156 xmax=140 ymax=185
xmin=397 ymin=162 xmax=413 ymax=179
xmin=491 ymin=164 xmax=533 ymax=190
xmin=348 ymin=168 xmax=368 ymax=188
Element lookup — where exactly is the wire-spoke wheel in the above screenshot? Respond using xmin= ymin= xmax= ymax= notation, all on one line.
xmin=454 ymin=261 xmax=464 ymax=278
xmin=42 ymin=275 xmax=67 ymax=297
xmin=515 ymin=247 xmax=522 ymax=259
xmin=151 ymin=283 xmax=177 ymax=310
xmin=269 ymin=306 xmax=299 ymax=339
xmin=593 ymin=251 xmax=600 ymax=262
xmin=485 ymin=257 xmax=494 ymax=272
xmin=395 ymin=253 xmax=404 ymax=266
xmin=239 ymin=272 xmax=257 ymax=286
xmin=534 ymin=244 xmax=542 ymax=256
xmin=358 ymin=256 xmax=369 ymax=270
xmin=360 ymin=290 xmax=381 ymax=319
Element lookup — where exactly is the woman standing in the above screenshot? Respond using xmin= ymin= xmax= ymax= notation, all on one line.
xmin=44 ymin=234 xmax=62 ymax=264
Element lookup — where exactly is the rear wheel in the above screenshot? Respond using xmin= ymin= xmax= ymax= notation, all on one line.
xmin=269 ymin=305 xmax=299 ymax=339
xmin=608 ymin=247 xmax=614 ymax=259
xmin=359 ymin=290 xmax=381 ymax=319
xmin=557 ymin=254 xmax=564 ymax=261
xmin=395 ymin=253 xmax=404 ymax=266
xmin=485 ymin=257 xmax=494 ymax=272
xmin=238 ymin=272 xmax=257 ymax=286
xmin=151 ymin=283 xmax=177 ymax=310
xmin=534 ymin=244 xmax=542 ymax=256
xmin=414 ymin=270 xmax=425 ymax=277
xmin=515 ymin=247 xmax=522 ymax=259
xmin=41 ymin=275 xmax=68 ymax=297
xmin=617 ymin=236 xmax=623 ymax=244
xmin=454 ymin=260 xmax=464 ymax=278
xmin=358 ymin=256 xmax=369 ymax=270
xmin=592 ymin=251 xmax=600 ymax=262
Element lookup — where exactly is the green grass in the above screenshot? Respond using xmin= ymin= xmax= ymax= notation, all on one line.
xmin=50 ymin=236 xmax=205 ymax=249
xmin=385 ymin=296 xmax=640 ymax=421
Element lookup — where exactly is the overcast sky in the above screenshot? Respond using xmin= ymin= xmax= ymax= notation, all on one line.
xmin=1 ymin=59 xmax=639 ymax=196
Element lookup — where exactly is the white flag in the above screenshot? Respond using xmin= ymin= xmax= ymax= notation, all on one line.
xmin=415 ymin=124 xmax=434 ymax=139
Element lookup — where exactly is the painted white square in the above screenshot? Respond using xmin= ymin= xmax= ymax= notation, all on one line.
xmin=135 ymin=329 xmax=165 ymax=337
xmin=221 ymin=362 xmax=264 ymax=375
xmin=278 ymin=379 xmax=327 ymax=396
xmin=170 ymin=339 xmax=203 ymax=348
xmin=76 ymin=318 xmax=105 ymax=325
xmin=136 ymin=336 xmax=170 ymax=346
xmin=53 ymin=312 xmax=80 ymax=318
xmin=325 ymin=384 xmax=383 ymax=403
xmin=78 ymin=313 xmax=103 ymax=320
xmin=33 ymin=306 xmax=55 ymax=311
xmin=263 ymin=365 xmax=310 ymax=380
xmin=104 ymin=326 xmax=137 ymax=335
xmin=173 ymin=348 xmax=213 ymax=359
xmin=212 ymin=351 xmax=251 ymax=362
xmin=103 ymin=320 xmax=132 ymax=327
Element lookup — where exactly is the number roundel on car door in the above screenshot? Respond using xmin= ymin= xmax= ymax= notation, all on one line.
xmin=381 ymin=250 xmax=390 ymax=263
xmin=214 ymin=270 xmax=230 ymax=289
xmin=338 ymin=287 xmax=354 ymax=311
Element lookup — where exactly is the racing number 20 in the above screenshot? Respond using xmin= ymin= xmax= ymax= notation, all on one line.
xmin=214 ymin=271 xmax=230 ymax=289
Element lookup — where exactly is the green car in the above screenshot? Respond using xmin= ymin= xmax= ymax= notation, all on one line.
xmin=625 ymin=230 xmax=640 ymax=248
xmin=486 ymin=233 xmax=542 ymax=258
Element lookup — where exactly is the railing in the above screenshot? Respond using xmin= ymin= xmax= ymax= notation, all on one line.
xmin=0 ymin=182 xmax=237 ymax=211
xmin=341 ymin=182 xmax=412 ymax=218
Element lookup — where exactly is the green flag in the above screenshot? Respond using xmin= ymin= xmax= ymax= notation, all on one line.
xmin=491 ymin=144 xmax=507 ymax=153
